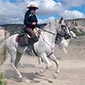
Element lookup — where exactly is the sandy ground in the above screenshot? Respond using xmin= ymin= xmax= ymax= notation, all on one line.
xmin=0 ymin=36 xmax=85 ymax=85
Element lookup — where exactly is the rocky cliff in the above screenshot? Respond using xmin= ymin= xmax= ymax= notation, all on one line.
xmin=0 ymin=18 xmax=85 ymax=35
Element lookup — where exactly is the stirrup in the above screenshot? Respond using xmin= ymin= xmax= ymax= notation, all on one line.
xmin=26 ymin=46 xmax=33 ymax=55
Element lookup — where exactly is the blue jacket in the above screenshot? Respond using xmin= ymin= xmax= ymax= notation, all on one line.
xmin=24 ymin=10 xmax=38 ymax=28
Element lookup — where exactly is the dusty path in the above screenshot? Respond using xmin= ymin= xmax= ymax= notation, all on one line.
xmin=0 ymin=36 xmax=85 ymax=85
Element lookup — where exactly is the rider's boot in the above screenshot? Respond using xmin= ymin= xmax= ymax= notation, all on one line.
xmin=26 ymin=39 xmax=34 ymax=55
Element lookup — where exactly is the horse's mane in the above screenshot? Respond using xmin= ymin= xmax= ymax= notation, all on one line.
xmin=43 ymin=19 xmax=57 ymax=30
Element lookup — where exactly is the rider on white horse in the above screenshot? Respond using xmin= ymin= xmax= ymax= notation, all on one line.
xmin=19 ymin=2 xmax=39 ymax=55
xmin=1 ymin=17 xmax=74 ymax=80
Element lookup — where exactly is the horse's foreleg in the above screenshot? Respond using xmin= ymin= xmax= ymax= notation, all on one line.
xmin=38 ymin=53 xmax=51 ymax=73
xmin=62 ymin=47 xmax=68 ymax=54
xmin=36 ymin=56 xmax=41 ymax=67
xmin=19 ymin=61 xmax=24 ymax=67
xmin=37 ymin=56 xmax=44 ymax=68
xmin=49 ymin=54 xmax=59 ymax=78
xmin=35 ymin=57 xmax=42 ymax=70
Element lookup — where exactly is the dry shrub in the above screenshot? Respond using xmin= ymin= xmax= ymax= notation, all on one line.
xmin=0 ymin=43 xmax=6 ymax=65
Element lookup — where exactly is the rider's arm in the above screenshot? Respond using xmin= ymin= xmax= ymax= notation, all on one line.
xmin=24 ymin=11 xmax=32 ymax=26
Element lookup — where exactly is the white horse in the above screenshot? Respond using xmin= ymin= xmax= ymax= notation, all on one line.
xmin=38 ymin=24 xmax=77 ymax=69
xmin=1 ymin=19 xmax=70 ymax=80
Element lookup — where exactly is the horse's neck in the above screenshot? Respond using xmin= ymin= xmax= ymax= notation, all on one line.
xmin=42 ymin=21 xmax=56 ymax=44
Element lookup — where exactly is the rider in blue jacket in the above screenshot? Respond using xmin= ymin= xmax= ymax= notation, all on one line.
xmin=19 ymin=3 xmax=39 ymax=55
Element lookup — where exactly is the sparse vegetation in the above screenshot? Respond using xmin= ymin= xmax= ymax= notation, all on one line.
xmin=0 ymin=72 xmax=6 ymax=85
xmin=71 ymin=28 xmax=85 ymax=36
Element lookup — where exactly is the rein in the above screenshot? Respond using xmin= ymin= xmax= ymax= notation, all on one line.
xmin=41 ymin=28 xmax=56 ymax=36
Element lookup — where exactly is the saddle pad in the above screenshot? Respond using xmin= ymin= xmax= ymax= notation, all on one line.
xmin=16 ymin=34 xmax=29 ymax=47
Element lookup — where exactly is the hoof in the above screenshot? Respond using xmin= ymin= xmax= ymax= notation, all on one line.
xmin=35 ymin=69 xmax=41 ymax=74
xmin=48 ymin=80 xmax=53 ymax=83
xmin=23 ymin=78 xmax=30 ymax=83
xmin=35 ymin=69 xmax=44 ymax=74
xmin=25 ymin=79 xmax=30 ymax=83
xmin=53 ymin=73 xmax=58 ymax=79
xmin=18 ymin=62 xmax=24 ymax=67
xmin=56 ymin=69 xmax=60 ymax=74
xmin=35 ymin=71 xmax=40 ymax=75
xmin=39 ymin=69 xmax=44 ymax=73
xmin=16 ymin=77 xmax=23 ymax=82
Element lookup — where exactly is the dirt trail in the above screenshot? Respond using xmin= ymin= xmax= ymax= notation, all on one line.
xmin=0 ymin=36 xmax=85 ymax=85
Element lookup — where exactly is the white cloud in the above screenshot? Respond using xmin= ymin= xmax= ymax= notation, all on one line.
xmin=0 ymin=0 xmax=85 ymax=25
xmin=61 ymin=0 xmax=85 ymax=7
xmin=37 ymin=0 xmax=64 ymax=15
xmin=38 ymin=16 xmax=55 ymax=24
xmin=60 ymin=10 xmax=85 ymax=19
xmin=38 ymin=19 xmax=47 ymax=24
xmin=0 ymin=0 xmax=64 ymax=24
xmin=0 ymin=0 xmax=26 ymax=24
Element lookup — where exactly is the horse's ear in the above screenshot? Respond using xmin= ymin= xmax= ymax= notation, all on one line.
xmin=55 ymin=19 xmax=57 ymax=22
xmin=49 ymin=22 xmax=51 ymax=25
xmin=54 ymin=19 xmax=58 ymax=26
xmin=56 ymin=19 xmax=60 ymax=24
xmin=49 ymin=22 xmax=51 ymax=27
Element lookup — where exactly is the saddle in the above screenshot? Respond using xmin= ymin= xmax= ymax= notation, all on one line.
xmin=16 ymin=28 xmax=41 ymax=47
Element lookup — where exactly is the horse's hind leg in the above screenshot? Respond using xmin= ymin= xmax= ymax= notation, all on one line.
xmin=8 ymin=48 xmax=23 ymax=79
xmin=15 ymin=52 xmax=22 ymax=68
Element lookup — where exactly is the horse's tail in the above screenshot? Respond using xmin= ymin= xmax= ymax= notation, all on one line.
xmin=0 ymin=40 xmax=6 ymax=65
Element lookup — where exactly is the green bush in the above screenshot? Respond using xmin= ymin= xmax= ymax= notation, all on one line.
xmin=71 ymin=28 xmax=85 ymax=36
xmin=0 ymin=72 xmax=6 ymax=85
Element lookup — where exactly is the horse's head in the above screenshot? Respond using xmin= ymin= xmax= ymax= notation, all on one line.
xmin=46 ymin=19 xmax=72 ymax=40
xmin=42 ymin=18 xmax=76 ymax=45
xmin=55 ymin=20 xmax=77 ymax=44
xmin=59 ymin=21 xmax=77 ymax=39
xmin=56 ymin=20 xmax=71 ymax=39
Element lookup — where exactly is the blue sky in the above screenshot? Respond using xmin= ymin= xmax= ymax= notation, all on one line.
xmin=0 ymin=0 xmax=85 ymax=25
